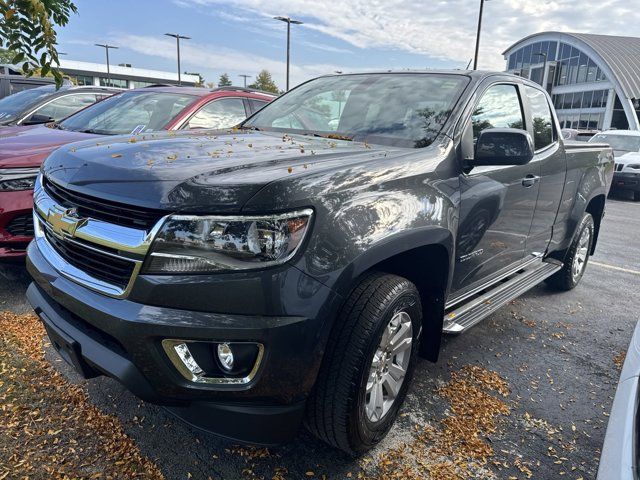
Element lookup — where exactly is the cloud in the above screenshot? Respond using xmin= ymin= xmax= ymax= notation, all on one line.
xmin=174 ymin=0 xmax=640 ymax=70
xmin=114 ymin=33 xmax=348 ymax=87
xmin=299 ymin=40 xmax=353 ymax=54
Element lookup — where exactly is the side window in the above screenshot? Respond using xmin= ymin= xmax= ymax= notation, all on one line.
xmin=186 ymin=98 xmax=247 ymax=129
xmin=524 ymin=86 xmax=554 ymax=150
xmin=471 ymin=84 xmax=525 ymax=140
xmin=248 ymin=99 xmax=268 ymax=114
xmin=35 ymin=93 xmax=98 ymax=121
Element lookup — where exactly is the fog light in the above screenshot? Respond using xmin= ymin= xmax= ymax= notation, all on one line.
xmin=217 ymin=343 xmax=234 ymax=371
xmin=162 ymin=339 xmax=264 ymax=385
xmin=173 ymin=343 xmax=204 ymax=376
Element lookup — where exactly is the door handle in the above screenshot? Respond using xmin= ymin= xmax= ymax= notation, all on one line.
xmin=521 ymin=174 xmax=540 ymax=188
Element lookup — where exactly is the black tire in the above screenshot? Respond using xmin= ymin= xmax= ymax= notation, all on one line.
xmin=546 ymin=213 xmax=594 ymax=291
xmin=305 ymin=272 xmax=422 ymax=455
xmin=634 ymin=191 xmax=640 ymax=202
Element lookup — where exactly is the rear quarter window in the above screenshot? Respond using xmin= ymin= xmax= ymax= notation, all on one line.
xmin=524 ymin=86 xmax=555 ymax=150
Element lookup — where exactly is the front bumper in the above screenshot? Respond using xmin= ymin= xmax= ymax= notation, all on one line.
xmin=26 ymin=239 xmax=340 ymax=444
xmin=611 ymin=172 xmax=640 ymax=192
xmin=0 ymin=189 xmax=34 ymax=259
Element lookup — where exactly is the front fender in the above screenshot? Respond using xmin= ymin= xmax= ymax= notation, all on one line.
xmin=327 ymin=226 xmax=454 ymax=296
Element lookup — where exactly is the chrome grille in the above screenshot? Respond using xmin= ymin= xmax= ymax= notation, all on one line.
xmin=42 ymin=226 xmax=136 ymax=290
xmin=44 ymin=177 xmax=164 ymax=231
xmin=33 ymin=175 xmax=164 ymax=298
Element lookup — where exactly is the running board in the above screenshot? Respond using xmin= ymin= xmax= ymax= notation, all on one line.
xmin=443 ymin=261 xmax=562 ymax=334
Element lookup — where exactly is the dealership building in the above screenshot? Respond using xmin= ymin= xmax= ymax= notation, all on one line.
xmin=57 ymin=59 xmax=200 ymax=89
xmin=504 ymin=32 xmax=640 ymax=131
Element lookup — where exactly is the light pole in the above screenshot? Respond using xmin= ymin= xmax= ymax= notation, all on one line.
xmin=472 ymin=0 xmax=489 ymax=70
xmin=239 ymin=74 xmax=251 ymax=87
xmin=165 ymin=33 xmax=191 ymax=85
xmin=533 ymin=52 xmax=548 ymax=88
xmin=95 ymin=43 xmax=118 ymax=85
xmin=274 ymin=16 xmax=303 ymax=91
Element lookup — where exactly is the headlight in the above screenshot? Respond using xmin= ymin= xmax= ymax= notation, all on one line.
xmin=144 ymin=208 xmax=313 ymax=274
xmin=0 ymin=167 xmax=40 ymax=191
xmin=628 ymin=164 xmax=640 ymax=170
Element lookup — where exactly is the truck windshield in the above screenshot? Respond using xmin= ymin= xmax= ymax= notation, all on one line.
xmin=0 ymin=85 xmax=57 ymax=123
xmin=59 ymin=91 xmax=196 ymax=135
xmin=590 ymin=133 xmax=640 ymax=153
xmin=244 ymin=73 xmax=469 ymax=148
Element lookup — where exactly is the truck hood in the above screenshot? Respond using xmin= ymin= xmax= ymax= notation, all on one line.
xmin=43 ymin=129 xmax=406 ymax=213
xmin=616 ymin=151 xmax=640 ymax=166
xmin=0 ymin=124 xmax=98 ymax=168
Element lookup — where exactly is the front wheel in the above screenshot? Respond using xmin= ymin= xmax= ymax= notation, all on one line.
xmin=305 ymin=272 xmax=422 ymax=455
xmin=634 ymin=191 xmax=640 ymax=202
xmin=546 ymin=213 xmax=594 ymax=291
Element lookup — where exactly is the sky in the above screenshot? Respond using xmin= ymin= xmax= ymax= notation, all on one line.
xmin=57 ymin=0 xmax=639 ymax=89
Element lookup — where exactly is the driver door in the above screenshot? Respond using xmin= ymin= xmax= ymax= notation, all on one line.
xmin=452 ymin=82 xmax=541 ymax=294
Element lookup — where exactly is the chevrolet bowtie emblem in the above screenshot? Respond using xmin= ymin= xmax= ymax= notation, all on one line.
xmin=47 ymin=207 xmax=87 ymax=238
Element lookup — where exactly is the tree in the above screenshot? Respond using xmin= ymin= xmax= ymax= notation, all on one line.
xmin=218 ymin=73 xmax=232 ymax=87
xmin=248 ymin=70 xmax=279 ymax=94
xmin=0 ymin=47 xmax=17 ymax=64
xmin=0 ymin=1 xmax=77 ymax=86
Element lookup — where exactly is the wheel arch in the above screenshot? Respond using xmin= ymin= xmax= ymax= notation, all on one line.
xmin=585 ymin=193 xmax=605 ymax=255
xmin=331 ymin=227 xmax=454 ymax=363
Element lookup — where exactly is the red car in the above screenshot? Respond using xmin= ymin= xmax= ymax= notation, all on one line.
xmin=0 ymin=86 xmax=275 ymax=260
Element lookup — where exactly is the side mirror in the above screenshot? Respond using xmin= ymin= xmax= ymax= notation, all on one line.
xmin=21 ymin=113 xmax=55 ymax=126
xmin=472 ymin=128 xmax=534 ymax=166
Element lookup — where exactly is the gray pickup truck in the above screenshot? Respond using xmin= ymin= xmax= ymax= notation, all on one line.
xmin=26 ymin=70 xmax=614 ymax=454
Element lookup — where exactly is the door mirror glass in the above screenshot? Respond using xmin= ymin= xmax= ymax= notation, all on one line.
xmin=21 ymin=113 xmax=55 ymax=125
xmin=473 ymin=128 xmax=534 ymax=166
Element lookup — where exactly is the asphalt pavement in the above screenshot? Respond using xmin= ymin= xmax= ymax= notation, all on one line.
xmin=1 ymin=196 xmax=639 ymax=479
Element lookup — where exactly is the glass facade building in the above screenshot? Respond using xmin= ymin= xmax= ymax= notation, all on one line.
xmin=57 ymin=59 xmax=200 ymax=90
xmin=504 ymin=32 xmax=640 ymax=132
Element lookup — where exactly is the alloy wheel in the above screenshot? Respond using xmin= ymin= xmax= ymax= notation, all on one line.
xmin=572 ymin=226 xmax=591 ymax=282
xmin=364 ymin=311 xmax=413 ymax=423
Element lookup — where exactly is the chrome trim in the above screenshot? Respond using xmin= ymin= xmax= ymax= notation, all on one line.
xmin=32 ymin=174 xmax=161 ymax=298
xmin=0 ymin=167 xmax=41 ymax=181
xmin=445 ymin=253 xmax=543 ymax=310
xmin=34 ymin=176 xmax=170 ymax=256
xmin=161 ymin=339 xmax=264 ymax=385
xmin=34 ymin=211 xmax=142 ymax=298
xmin=168 ymin=208 xmax=314 ymax=222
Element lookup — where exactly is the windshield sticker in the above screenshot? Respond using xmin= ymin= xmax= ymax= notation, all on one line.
xmin=131 ymin=124 xmax=146 ymax=135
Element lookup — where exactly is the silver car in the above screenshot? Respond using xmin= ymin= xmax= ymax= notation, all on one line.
xmin=597 ymin=319 xmax=640 ymax=479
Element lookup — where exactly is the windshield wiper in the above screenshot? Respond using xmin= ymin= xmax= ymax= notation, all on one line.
xmin=75 ymin=128 xmax=116 ymax=135
xmin=310 ymin=132 xmax=353 ymax=142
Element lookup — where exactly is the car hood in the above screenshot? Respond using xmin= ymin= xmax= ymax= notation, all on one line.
xmin=43 ymin=129 xmax=409 ymax=213
xmin=0 ymin=124 xmax=98 ymax=168
xmin=616 ymin=151 xmax=640 ymax=166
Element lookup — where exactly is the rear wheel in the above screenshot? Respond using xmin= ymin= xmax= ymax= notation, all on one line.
xmin=634 ymin=191 xmax=640 ymax=201
xmin=546 ymin=213 xmax=594 ymax=291
xmin=305 ymin=272 xmax=421 ymax=455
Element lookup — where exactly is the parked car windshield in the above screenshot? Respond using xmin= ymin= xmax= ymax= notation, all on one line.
xmin=590 ymin=133 xmax=640 ymax=153
xmin=0 ymin=85 xmax=58 ymax=123
xmin=59 ymin=90 xmax=196 ymax=135
xmin=244 ymin=73 xmax=469 ymax=148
